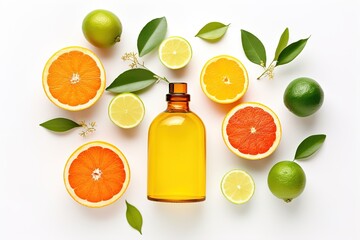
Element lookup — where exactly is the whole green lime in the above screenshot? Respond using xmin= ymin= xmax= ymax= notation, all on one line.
xmin=82 ymin=9 xmax=122 ymax=48
xmin=283 ymin=77 xmax=324 ymax=117
xmin=267 ymin=161 xmax=306 ymax=203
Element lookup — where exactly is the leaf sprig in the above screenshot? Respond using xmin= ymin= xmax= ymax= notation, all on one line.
xmin=241 ymin=28 xmax=310 ymax=80
xmin=107 ymin=16 xmax=170 ymax=94
xmin=106 ymin=52 xmax=169 ymax=93
xmin=39 ymin=118 xmax=96 ymax=137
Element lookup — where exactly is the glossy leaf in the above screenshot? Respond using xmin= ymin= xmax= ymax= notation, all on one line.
xmin=137 ymin=17 xmax=167 ymax=57
xmin=295 ymin=134 xmax=326 ymax=160
xmin=276 ymin=37 xmax=309 ymax=66
xmin=126 ymin=201 xmax=143 ymax=235
xmin=241 ymin=29 xmax=267 ymax=67
xmin=274 ymin=28 xmax=289 ymax=60
xmin=195 ymin=22 xmax=230 ymax=41
xmin=106 ymin=68 xmax=157 ymax=93
xmin=39 ymin=118 xmax=81 ymax=132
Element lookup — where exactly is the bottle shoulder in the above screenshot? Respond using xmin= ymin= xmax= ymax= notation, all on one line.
xmin=150 ymin=111 xmax=205 ymax=129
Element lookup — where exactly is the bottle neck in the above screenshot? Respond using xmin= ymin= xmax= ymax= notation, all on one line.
xmin=165 ymin=82 xmax=190 ymax=112
xmin=166 ymin=100 xmax=190 ymax=112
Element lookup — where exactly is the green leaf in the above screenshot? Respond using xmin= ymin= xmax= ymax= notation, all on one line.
xmin=241 ymin=29 xmax=267 ymax=67
xmin=195 ymin=22 xmax=230 ymax=41
xmin=295 ymin=134 xmax=326 ymax=160
xmin=106 ymin=68 xmax=157 ymax=93
xmin=39 ymin=118 xmax=81 ymax=132
xmin=126 ymin=201 xmax=143 ymax=235
xmin=137 ymin=17 xmax=167 ymax=57
xmin=274 ymin=28 xmax=289 ymax=61
xmin=276 ymin=37 xmax=309 ymax=66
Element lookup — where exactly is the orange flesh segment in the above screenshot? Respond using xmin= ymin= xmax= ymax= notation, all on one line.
xmin=203 ymin=58 xmax=246 ymax=100
xmin=47 ymin=51 xmax=101 ymax=106
xmin=68 ymin=146 xmax=126 ymax=203
xmin=226 ymin=107 xmax=277 ymax=155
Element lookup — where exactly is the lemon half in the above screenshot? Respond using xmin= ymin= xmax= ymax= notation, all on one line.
xmin=221 ymin=169 xmax=255 ymax=204
xmin=159 ymin=36 xmax=192 ymax=69
xmin=108 ymin=93 xmax=145 ymax=129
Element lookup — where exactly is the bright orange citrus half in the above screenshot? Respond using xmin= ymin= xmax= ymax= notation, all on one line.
xmin=64 ymin=141 xmax=130 ymax=208
xmin=222 ymin=102 xmax=282 ymax=160
xmin=42 ymin=46 xmax=106 ymax=111
xmin=200 ymin=55 xmax=249 ymax=104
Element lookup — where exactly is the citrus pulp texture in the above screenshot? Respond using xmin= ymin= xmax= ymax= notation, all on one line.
xmin=221 ymin=169 xmax=255 ymax=204
xmin=158 ymin=36 xmax=192 ymax=69
xmin=64 ymin=141 xmax=130 ymax=208
xmin=222 ymin=102 xmax=282 ymax=160
xmin=283 ymin=77 xmax=324 ymax=117
xmin=200 ymin=55 xmax=248 ymax=104
xmin=42 ymin=46 xmax=106 ymax=111
xmin=82 ymin=9 xmax=122 ymax=48
xmin=267 ymin=161 xmax=306 ymax=202
xmin=108 ymin=93 xmax=145 ymax=129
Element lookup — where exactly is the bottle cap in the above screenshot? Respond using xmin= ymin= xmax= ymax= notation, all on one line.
xmin=169 ymin=83 xmax=187 ymax=94
xmin=166 ymin=83 xmax=190 ymax=101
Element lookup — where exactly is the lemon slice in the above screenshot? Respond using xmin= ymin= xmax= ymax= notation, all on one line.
xmin=159 ymin=36 xmax=192 ymax=69
xmin=221 ymin=169 xmax=255 ymax=204
xmin=108 ymin=93 xmax=145 ymax=129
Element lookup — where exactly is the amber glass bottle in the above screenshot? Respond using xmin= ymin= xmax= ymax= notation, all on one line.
xmin=147 ymin=83 xmax=206 ymax=202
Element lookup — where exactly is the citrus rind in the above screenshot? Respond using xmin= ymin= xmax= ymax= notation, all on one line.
xmin=200 ymin=55 xmax=249 ymax=104
xmin=63 ymin=141 xmax=130 ymax=208
xmin=221 ymin=169 xmax=255 ymax=204
xmin=222 ymin=102 xmax=282 ymax=160
xmin=42 ymin=46 xmax=106 ymax=111
xmin=158 ymin=36 xmax=192 ymax=69
xmin=108 ymin=93 xmax=145 ymax=129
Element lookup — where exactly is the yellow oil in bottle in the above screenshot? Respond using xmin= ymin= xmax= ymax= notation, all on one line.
xmin=147 ymin=83 xmax=206 ymax=202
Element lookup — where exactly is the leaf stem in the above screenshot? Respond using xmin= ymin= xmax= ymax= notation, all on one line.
xmin=257 ymin=67 xmax=269 ymax=80
xmin=155 ymin=75 xmax=170 ymax=83
xmin=257 ymin=61 xmax=276 ymax=80
xmin=122 ymin=52 xmax=170 ymax=84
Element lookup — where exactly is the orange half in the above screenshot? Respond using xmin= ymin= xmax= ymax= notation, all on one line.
xmin=222 ymin=102 xmax=282 ymax=160
xmin=64 ymin=141 xmax=130 ymax=208
xmin=200 ymin=55 xmax=249 ymax=104
xmin=42 ymin=46 xmax=106 ymax=111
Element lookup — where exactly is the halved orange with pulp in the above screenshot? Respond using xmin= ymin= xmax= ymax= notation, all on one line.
xmin=42 ymin=46 xmax=106 ymax=111
xmin=200 ymin=55 xmax=249 ymax=104
xmin=222 ymin=102 xmax=282 ymax=160
xmin=64 ymin=141 xmax=130 ymax=208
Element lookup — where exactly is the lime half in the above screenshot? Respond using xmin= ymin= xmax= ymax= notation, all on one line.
xmin=158 ymin=36 xmax=192 ymax=69
xmin=108 ymin=93 xmax=145 ymax=129
xmin=221 ymin=169 xmax=255 ymax=204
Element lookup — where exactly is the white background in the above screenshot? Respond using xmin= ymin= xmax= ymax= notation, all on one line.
xmin=1 ymin=0 xmax=359 ymax=239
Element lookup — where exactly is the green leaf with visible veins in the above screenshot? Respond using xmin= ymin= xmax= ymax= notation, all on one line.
xmin=241 ymin=29 xmax=267 ymax=67
xmin=106 ymin=68 xmax=158 ymax=93
xmin=274 ymin=28 xmax=289 ymax=61
xmin=295 ymin=134 xmax=326 ymax=160
xmin=126 ymin=201 xmax=143 ymax=235
xmin=276 ymin=37 xmax=309 ymax=66
xmin=137 ymin=17 xmax=167 ymax=57
xmin=195 ymin=22 xmax=230 ymax=42
xmin=39 ymin=118 xmax=81 ymax=132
